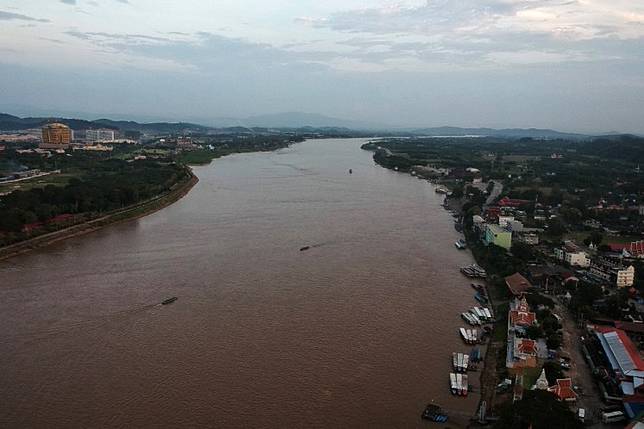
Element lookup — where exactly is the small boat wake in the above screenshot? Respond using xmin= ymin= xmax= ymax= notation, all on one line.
xmin=2 ymin=298 xmax=179 ymax=344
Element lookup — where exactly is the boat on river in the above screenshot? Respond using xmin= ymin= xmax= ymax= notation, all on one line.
xmin=299 ymin=246 xmax=311 ymax=251
xmin=460 ymin=328 xmax=478 ymax=344
xmin=460 ymin=264 xmax=487 ymax=278
xmin=450 ymin=373 xmax=458 ymax=395
xmin=474 ymin=292 xmax=488 ymax=304
xmin=162 ymin=297 xmax=178 ymax=305
xmin=421 ymin=403 xmax=448 ymax=423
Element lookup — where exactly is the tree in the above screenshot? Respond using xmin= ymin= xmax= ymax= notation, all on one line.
xmin=583 ymin=230 xmax=603 ymax=246
xmin=512 ymin=242 xmax=535 ymax=262
xmin=525 ymin=325 xmax=544 ymax=340
xmin=547 ymin=218 xmax=567 ymax=237
xmin=546 ymin=334 xmax=562 ymax=350
xmin=560 ymin=207 xmax=582 ymax=224
xmin=495 ymin=390 xmax=583 ymax=429
xmin=543 ymin=361 xmax=565 ymax=384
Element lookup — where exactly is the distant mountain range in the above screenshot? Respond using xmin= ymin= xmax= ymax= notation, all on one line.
xmin=405 ymin=126 xmax=589 ymax=140
xmin=0 ymin=112 xmax=632 ymax=140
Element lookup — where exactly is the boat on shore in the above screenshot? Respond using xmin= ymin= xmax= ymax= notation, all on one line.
xmin=470 ymin=347 xmax=481 ymax=363
xmin=462 ymin=311 xmax=481 ymax=326
xmin=474 ymin=292 xmax=488 ymax=304
xmin=460 ymin=264 xmax=487 ymax=279
xmin=454 ymin=239 xmax=467 ymax=250
xmin=459 ymin=328 xmax=478 ymax=344
xmin=450 ymin=373 xmax=458 ymax=395
xmin=460 ymin=327 xmax=478 ymax=344
xmin=452 ymin=352 xmax=469 ymax=372
xmin=161 ymin=297 xmax=178 ymax=305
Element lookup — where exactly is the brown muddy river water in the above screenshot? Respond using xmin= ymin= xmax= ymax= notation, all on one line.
xmin=0 ymin=138 xmax=482 ymax=428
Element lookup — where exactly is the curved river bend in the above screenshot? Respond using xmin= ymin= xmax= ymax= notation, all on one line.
xmin=0 ymin=138 xmax=480 ymax=428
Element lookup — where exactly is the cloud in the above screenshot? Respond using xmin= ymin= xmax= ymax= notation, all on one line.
xmin=60 ymin=0 xmax=77 ymax=4
xmin=0 ymin=11 xmax=50 ymax=22
xmin=287 ymin=0 xmax=644 ymax=69
xmin=63 ymin=30 xmax=330 ymax=73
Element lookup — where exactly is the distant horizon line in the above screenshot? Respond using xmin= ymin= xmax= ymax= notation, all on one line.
xmin=0 ymin=109 xmax=638 ymax=137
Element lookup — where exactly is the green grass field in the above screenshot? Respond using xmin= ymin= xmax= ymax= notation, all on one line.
xmin=0 ymin=172 xmax=78 ymax=194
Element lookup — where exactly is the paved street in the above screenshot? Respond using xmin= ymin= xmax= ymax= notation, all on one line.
xmin=555 ymin=300 xmax=614 ymax=427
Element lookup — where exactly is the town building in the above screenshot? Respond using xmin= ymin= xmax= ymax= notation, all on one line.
xmin=590 ymin=259 xmax=635 ymax=288
xmin=484 ymin=224 xmax=512 ymax=250
xmin=509 ymin=296 xmax=537 ymax=328
xmin=73 ymin=144 xmax=113 ymax=152
xmin=505 ymin=273 xmax=533 ymax=296
xmin=554 ymin=241 xmax=591 ymax=267
xmin=548 ymin=378 xmax=578 ymax=402
xmin=591 ymin=326 xmax=644 ymax=418
xmin=515 ymin=231 xmax=540 ymax=245
xmin=608 ymin=242 xmax=644 ymax=259
xmin=498 ymin=215 xmax=515 ymax=228
xmin=40 ymin=123 xmax=71 ymax=149
xmin=86 ymin=129 xmax=115 ymax=143
xmin=506 ymin=296 xmax=545 ymax=371
xmin=497 ymin=197 xmax=532 ymax=208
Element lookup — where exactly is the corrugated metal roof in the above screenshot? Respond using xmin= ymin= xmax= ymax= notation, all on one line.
xmin=605 ymin=331 xmax=637 ymax=372
xmin=596 ymin=331 xmax=620 ymax=371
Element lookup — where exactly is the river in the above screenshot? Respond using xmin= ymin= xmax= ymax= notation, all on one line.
xmin=0 ymin=138 xmax=481 ymax=428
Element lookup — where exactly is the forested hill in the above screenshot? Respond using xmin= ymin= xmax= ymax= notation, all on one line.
xmin=0 ymin=113 xmax=209 ymax=133
xmin=581 ymin=134 xmax=644 ymax=163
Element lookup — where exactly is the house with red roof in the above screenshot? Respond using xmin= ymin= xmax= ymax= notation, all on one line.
xmin=608 ymin=241 xmax=644 ymax=259
xmin=509 ymin=296 xmax=537 ymax=327
xmin=497 ymin=197 xmax=532 ymax=207
xmin=548 ymin=378 xmax=578 ymax=402
xmin=505 ymin=273 xmax=533 ymax=296
xmin=507 ymin=297 xmax=541 ymax=370
xmin=593 ymin=325 xmax=644 ymax=418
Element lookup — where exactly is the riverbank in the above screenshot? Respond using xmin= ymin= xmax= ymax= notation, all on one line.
xmin=0 ymin=169 xmax=198 ymax=261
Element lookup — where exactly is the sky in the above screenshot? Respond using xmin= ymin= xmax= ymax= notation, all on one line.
xmin=0 ymin=0 xmax=643 ymax=133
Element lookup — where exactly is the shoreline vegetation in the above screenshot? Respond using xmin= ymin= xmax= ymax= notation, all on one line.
xmin=0 ymin=169 xmax=198 ymax=261
xmin=0 ymin=133 xmax=307 ymax=260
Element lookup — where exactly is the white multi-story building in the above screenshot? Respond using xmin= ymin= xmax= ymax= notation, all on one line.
xmin=617 ymin=265 xmax=635 ymax=288
xmin=566 ymin=251 xmax=590 ymax=267
xmin=555 ymin=241 xmax=590 ymax=267
xmin=86 ymin=129 xmax=115 ymax=143
xmin=590 ymin=259 xmax=635 ymax=288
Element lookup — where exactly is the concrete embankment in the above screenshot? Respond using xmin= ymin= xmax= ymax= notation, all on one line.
xmin=0 ymin=170 xmax=199 ymax=261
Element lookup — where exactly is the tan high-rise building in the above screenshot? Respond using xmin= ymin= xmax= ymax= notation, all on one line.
xmin=41 ymin=123 xmax=72 ymax=149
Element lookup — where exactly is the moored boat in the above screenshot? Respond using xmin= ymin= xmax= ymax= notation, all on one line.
xmin=421 ymin=403 xmax=448 ymax=423
xmin=450 ymin=373 xmax=458 ymax=395
xmin=460 ymin=327 xmax=469 ymax=343
xmin=462 ymin=374 xmax=469 ymax=396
